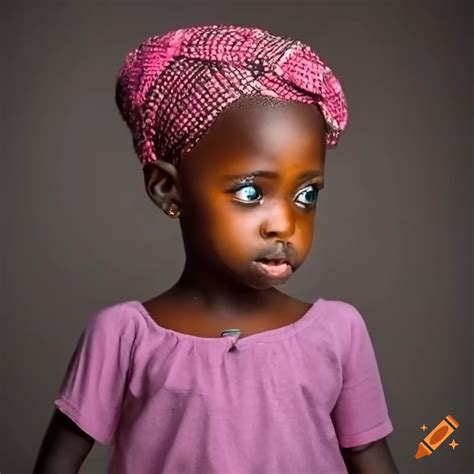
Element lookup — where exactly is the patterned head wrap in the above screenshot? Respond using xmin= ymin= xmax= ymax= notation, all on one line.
xmin=115 ymin=24 xmax=348 ymax=167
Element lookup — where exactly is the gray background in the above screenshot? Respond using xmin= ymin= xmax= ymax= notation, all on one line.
xmin=2 ymin=1 xmax=472 ymax=473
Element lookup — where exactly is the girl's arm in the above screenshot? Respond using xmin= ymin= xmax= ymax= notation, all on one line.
xmin=33 ymin=409 xmax=95 ymax=474
xmin=341 ymin=437 xmax=399 ymax=474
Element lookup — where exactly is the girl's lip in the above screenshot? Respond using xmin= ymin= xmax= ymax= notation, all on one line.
xmin=251 ymin=260 xmax=293 ymax=279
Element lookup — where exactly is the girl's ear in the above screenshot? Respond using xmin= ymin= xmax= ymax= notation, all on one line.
xmin=143 ymin=161 xmax=182 ymax=214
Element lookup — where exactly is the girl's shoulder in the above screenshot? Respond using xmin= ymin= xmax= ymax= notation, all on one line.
xmin=320 ymin=297 xmax=367 ymax=325
xmin=292 ymin=296 xmax=373 ymax=356
xmin=317 ymin=297 xmax=372 ymax=340
xmin=81 ymin=299 xmax=145 ymax=343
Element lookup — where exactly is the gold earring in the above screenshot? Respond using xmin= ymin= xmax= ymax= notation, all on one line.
xmin=166 ymin=203 xmax=181 ymax=218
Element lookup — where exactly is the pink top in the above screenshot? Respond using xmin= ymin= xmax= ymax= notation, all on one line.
xmin=54 ymin=297 xmax=394 ymax=473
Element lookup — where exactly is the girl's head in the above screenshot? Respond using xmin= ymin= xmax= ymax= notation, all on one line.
xmin=115 ymin=24 xmax=348 ymax=290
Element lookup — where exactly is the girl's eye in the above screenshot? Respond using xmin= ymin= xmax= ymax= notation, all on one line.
xmin=232 ymin=183 xmax=320 ymax=207
xmin=295 ymin=184 xmax=319 ymax=207
xmin=234 ymin=184 xmax=262 ymax=202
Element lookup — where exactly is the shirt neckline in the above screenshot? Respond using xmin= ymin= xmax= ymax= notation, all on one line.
xmin=128 ymin=297 xmax=325 ymax=349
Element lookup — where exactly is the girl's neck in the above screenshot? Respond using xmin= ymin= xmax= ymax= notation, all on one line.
xmin=155 ymin=260 xmax=288 ymax=319
xmin=169 ymin=278 xmax=283 ymax=314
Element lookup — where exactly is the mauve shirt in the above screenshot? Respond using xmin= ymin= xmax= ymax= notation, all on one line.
xmin=54 ymin=297 xmax=394 ymax=473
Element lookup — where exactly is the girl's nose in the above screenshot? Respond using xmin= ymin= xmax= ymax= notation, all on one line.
xmin=260 ymin=201 xmax=296 ymax=240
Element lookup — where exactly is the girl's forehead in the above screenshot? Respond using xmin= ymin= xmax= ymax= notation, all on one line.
xmin=178 ymin=101 xmax=325 ymax=180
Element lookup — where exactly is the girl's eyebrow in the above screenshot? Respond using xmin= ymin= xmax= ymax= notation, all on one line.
xmin=223 ymin=169 xmax=323 ymax=181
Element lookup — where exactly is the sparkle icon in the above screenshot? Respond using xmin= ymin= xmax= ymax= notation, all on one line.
xmin=448 ymin=439 xmax=459 ymax=450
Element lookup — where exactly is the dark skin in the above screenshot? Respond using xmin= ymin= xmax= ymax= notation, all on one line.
xmin=143 ymin=96 xmax=325 ymax=336
xmin=141 ymin=96 xmax=398 ymax=472
xmin=33 ymin=96 xmax=398 ymax=473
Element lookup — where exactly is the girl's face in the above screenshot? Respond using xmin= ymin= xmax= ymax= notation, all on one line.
xmin=175 ymin=98 xmax=327 ymax=290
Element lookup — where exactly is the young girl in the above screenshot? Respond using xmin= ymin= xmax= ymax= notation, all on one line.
xmin=34 ymin=24 xmax=398 ymax=473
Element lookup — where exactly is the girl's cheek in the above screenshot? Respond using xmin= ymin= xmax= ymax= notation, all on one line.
xmin=299 ymin=220 xmax=317 ymax=253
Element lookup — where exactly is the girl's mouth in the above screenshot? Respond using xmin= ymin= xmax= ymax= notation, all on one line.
xmin=252 ymin=260 xmax=293 ymax=279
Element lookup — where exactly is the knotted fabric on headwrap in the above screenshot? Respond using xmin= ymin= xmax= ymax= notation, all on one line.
xmin=115 ymin=24 xmax=348 ymax=167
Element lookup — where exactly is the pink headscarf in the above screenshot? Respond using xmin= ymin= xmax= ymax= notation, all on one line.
xmin=115 ymin=24 xmax=348 ymax=167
